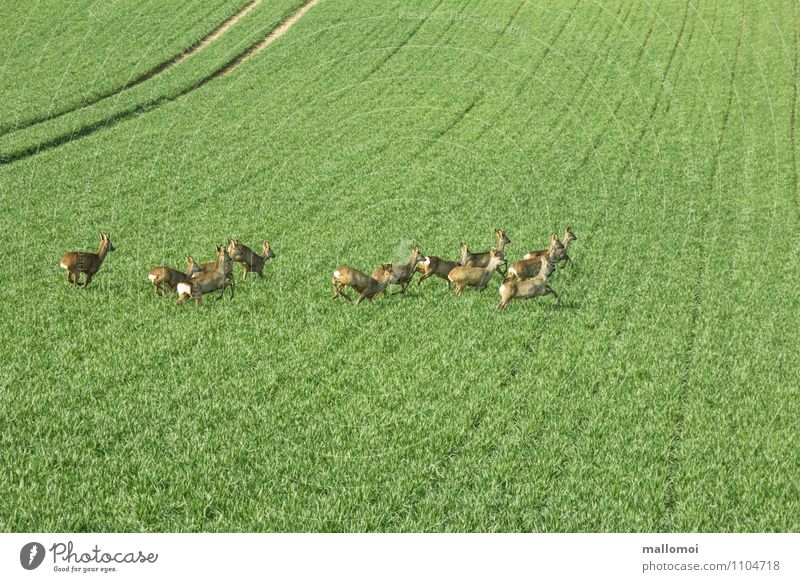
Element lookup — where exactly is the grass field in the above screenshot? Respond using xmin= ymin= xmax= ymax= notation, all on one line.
xmin=0 ymin=0 xmax=798 ymax=532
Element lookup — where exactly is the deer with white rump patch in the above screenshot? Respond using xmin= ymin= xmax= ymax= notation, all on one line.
xmin=227 ymin=240 xmax=276 ymax=280
xmin=60 ymin=232 xmax=115 ymax=287
xmin=523 ymin=226 xmax=576 ymax=266
xmin=447 ymin=248 xmax=506 ymax=296
xmin=415 ymin=254 xmax=460 ymax=289
xmin=148 ymin=257 xmax=200 ymax=295
xmin=176 ymin=245 xmax=233 ymax=306
xmin=332 ymin=264 xmax=394 ymax=304
xmin=498 ymin=255 xmax=559 ymax=310
xmin=508 ymin=233 xmax=560 ymax=280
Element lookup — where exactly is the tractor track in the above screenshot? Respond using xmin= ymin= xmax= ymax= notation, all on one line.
xmin=0 ymin=0 xmax=319 ymax=167
xmin=662 ymin=0 xmax=744 ymax=527
xmin=0 ymin=0 xmax=264 ymax=139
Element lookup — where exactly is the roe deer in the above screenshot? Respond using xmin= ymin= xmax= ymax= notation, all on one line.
xmin=198 ymin=245 xmax=235 ymax=289
xmin=447 ymin=248 xmax=506 ymax=296
xmin=379 ymin=245 xmax=424 ymax=294
xmin=332 ymin=264 xmax=393 ymax=304
xmin=227 ymin=240 xmax=276 ymax=280
xmin=415 ymin=254 xmax=459 ymax=289
xmin=498 ymin=256 xmax=559 ymax=310
xmin=461 ymin=229 xmax=510 ymax=276
xmin=176 ymin=245 xmax=233 ymax=306
xmin=60 ymin=232 xmax=116 ymax=287
xmin=508 ymin=233 xmax=560 ymax=280
xmin=523 ymin=226 xmax=576 ymax=266
xmin=148 ymin=257 xmax=200 ymax=296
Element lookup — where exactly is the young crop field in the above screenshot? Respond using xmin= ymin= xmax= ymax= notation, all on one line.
xmin=0 ymin=0 xmax=797 ymax=532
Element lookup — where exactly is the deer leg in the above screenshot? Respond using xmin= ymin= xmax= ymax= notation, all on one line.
xmin=546 ymin=285 xmax=560 ymax=303
xmin=455 ymin=284 xmax=464 ymax=296
xmin=417 ymin=273 xmax=429 ymax=286
xmin=242 ymin=266 xmax=249 ymax=280
xmin=337 ymin=288 xmax=354 ymax=303
xmin=82 ymin=273 xmax=93 ymax=288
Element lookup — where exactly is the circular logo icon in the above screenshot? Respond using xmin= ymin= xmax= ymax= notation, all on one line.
xmin=20 ymin=542 xmax=45 ymax=570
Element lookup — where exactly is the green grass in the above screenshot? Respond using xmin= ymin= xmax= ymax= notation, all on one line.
xmin=0 ymin=0 xmax=797 ymax=532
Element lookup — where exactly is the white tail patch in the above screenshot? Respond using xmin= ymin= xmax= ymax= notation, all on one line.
xmin=499 ymin=284 xmax=506 ymax=294
xmin=177 ymin=283 xmax=191 ymax=295
xmin=508 ymin=267 xmax=517 ymax=276
xmin=524 ymin=253 xmax=532 ymax=260
xmin=423 ymin=257 xmax=431 ymax=266
xmin=333 ymin=270 xmax=341 ymax=279
xmin=148 ymin=274 xmax=157 ymax=281
xmin=60 ymin=261 xmax=68 ymax=269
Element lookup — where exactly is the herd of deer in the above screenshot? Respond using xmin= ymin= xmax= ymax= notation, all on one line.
xmin=332 ymin=226 xmax=577 ymax=309
xmin=59 ymin=235 xmax=276 ymax=307
xmin=59 ymin=227 xmax=577 ymax=310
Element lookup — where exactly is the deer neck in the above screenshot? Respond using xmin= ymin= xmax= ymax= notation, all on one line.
xmin=495 ymin=237 xmax=506 ymax=253
xmin=96 ymin=241 xmax=110 ymax=263
xmin=561 ymin=235 xmax=572 ymax=253
xmin=403 ymin=252 xmax=418 ymax=271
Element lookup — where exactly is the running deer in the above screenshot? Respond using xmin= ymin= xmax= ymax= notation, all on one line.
xmin=148 ymin=257 xmax=200 ymax=295
xmin=332 ymin=264 xmax=394 ymax=304
xmin=382 ymin=245 xmax=424 ymax=294
xmin=60 ymin=232 xmax=116 ymax=287
xmin=524 ymin=226 xmax=576 ymax=266
xmin=498 ymin=256 xmax=559 ymax=310
xmin=415 ymin=254 xmax=460 ymax=289
xmin=461 ymin=229 xmax=510 ymax=276
xmin=227 ymin=240 xmax=276 ymax=280
xmin=176 ymin=245 xmax=233 ymax=306
xmin=447 ymin=248 xmax=506 ymax=296
xmin=508 ymin=233 xmax=560 ymax=280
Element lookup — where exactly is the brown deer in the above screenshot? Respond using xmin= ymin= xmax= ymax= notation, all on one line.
xmin=332 ymin=264 xmax=394 ymax=304
xmin=148 ymin=257 xmax=200 ymax=295
xmin=60 ymin=232 xmax=116 ymax=287
xmin=447 ymin=248 xmax=506 ymax=296
xmin=508 ymin=233 xmax=561 ymax=280
xmin=227 ymin=240 xmax=276 ymax=280
xmin=176 ymin=245 xmax=233 ymax=306
xmin=382 ymin=245 xmax=424 ymax=294
xmin=523 ymin=226 xmax=576 ymax=267
xmin=198 ymin=245 xmax=235 ymax=289
xmin=498 ymin=256 xmax=559 ymax=310
xmin=415 ymin=254 xmax=460 ymax=289
xmin=461 ymin=229 xmax=510 ymax=276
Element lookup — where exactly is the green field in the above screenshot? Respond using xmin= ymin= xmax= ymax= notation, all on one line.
xmin=0 ymin=0 xmax=797 ymax=532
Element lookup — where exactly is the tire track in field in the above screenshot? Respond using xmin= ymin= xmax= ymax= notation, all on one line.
xmin=408 ymin=0 xmax=585 ymax=162
xmin=0 ymin=0 xmax=319 ymax=166
xmin=662 ymin=0 xmax=744 ymax=526
xmin=361 ymin=0 xmax=447 ymax=81
xmin=487 ymin=4 xmax=699 ymax=525
xmin=0 ymin=0 xmax=264 ymax=138
xmin=397 ymin=7 xmax=647 ymax=524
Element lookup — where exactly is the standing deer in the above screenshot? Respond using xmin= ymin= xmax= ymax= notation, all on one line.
xmin=387 ymin=245 xmax=425 ymax=293
xmin=415 ymin=254 xmax=460 ymax=289
xmin=332 ymin=264 xmax=394 ymax=304
xmin=176 ymin=245 xmax=233 ymax=306
xmin=524 ymin=226 xmax=576 ymax=267
xmin=198 ymin=245 xmax=235 ymax=290
xmin=60 ymin=232 xmax=116 ymax=287
xmin=148 ymin=257 xmax=200 ymax=296
xmin=447 ymin=248 xmax=506 ymax=296
xmin=461 ymin=229 xmax=510 ymax=276
xmin=498 ymin=255 xmax=559 ymax=310
xmin=508 ymin=233 xmax=561 ymax=279
xmin=227 ymin=240 xmax=276 ymax=280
